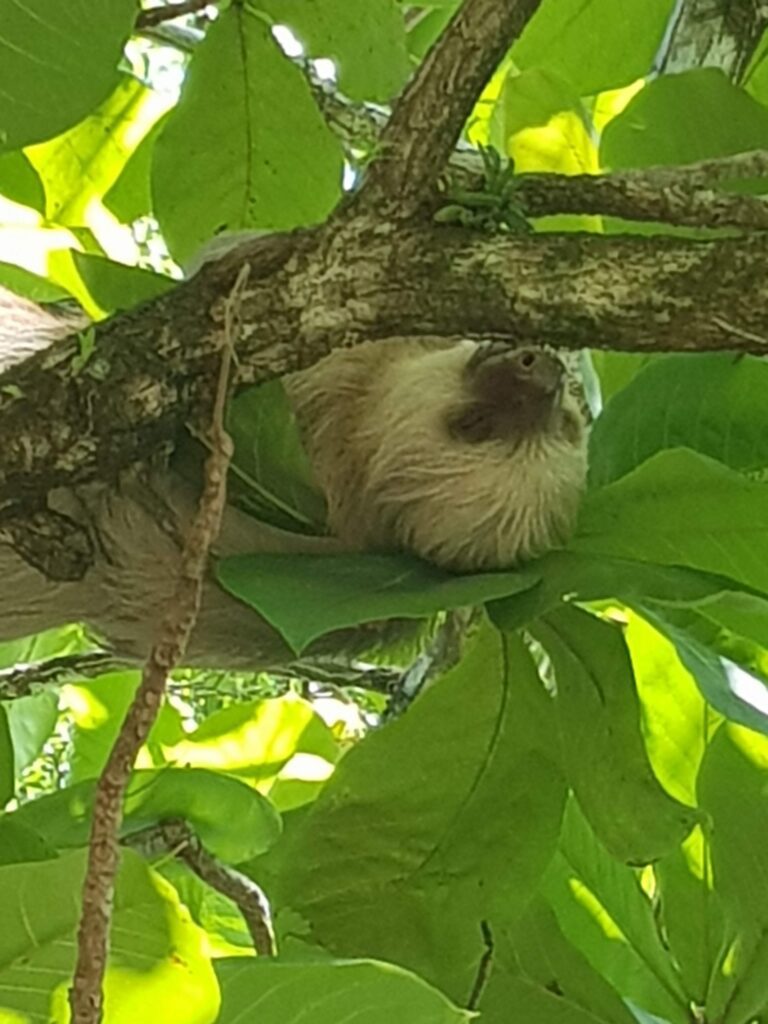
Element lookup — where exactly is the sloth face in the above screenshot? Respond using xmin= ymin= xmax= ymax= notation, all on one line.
xmin=447 ymin=342 xmax=582 ymax=447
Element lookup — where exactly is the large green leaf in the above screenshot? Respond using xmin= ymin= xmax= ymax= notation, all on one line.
xmin=0 ymin=0 xmax=136 ymax=152
xmin=256 ymin=0 xmax=409 ymax=101
xmin=228 ymin=381 xmax=327 ymax=534
xmin=267 ymin=624 xmax=566 ymax=1002
xmin=512 ymin=0 xmax=676 ymax=95
xmin=480 ymin=897 xmax=638 ymax=1024
xmin=698 ymin=726 xmax=768 ymax=1024
xmin=0 ymin=848 xmax=217 ymax=1024
xmin=573 ymin=450 xmax=768 ymax=597
xmin=601 ymin=69 xmax=768 ymax=171
xmin=10 ymin=767 xmax=281 ymax=864
xmin=490 ymin=549 xmax=738 ymax=634
xmin=590 ymin=355 xmax=768 ymax=488
xmin=534 ymin=605 xmax=699 ymax=864
xmin=217 ymin=551 xmax=537 ymax=653
xmin=153 ymin=5 xmax=343 ymax=262
xmin=542 ymin=802 xmax=689 ymax=1024
xmin=215 ymin=958 xmax=472 ymax=1023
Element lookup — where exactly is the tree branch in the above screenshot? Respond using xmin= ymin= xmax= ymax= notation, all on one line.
xmin=161 ymin=820 xmax=275 ymax=956
xmin=3 ymin=225 xmax=768 ymax=515
xmin=68 ymin=271 xmax=243 ymax=1024
xmin=353 ymin=0 xmax=543 ymax=217
xmin=136 ymin=0 xmax=213 ymax=30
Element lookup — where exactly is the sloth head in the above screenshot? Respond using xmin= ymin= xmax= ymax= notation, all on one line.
xmin=286 ymin=338 xmax=590 ymax=572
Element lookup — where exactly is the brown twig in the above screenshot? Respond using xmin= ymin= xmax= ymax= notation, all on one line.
xmin=161 ymin=820 xmax=274 ymax=955
xmin=354 ymin=0 xmax=544 ymax=218
xmin=136 ymin=0 xmax=214 ymax=30
xmin=68 ymin=266 xmax=249 ymax=1024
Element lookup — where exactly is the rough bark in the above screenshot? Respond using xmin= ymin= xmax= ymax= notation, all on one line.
xmin=658 ymin=0 xmax=768 ymax=81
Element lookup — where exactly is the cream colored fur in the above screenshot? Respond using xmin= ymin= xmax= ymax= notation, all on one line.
xmin=285 ymin=338 xmax=588 ymax=571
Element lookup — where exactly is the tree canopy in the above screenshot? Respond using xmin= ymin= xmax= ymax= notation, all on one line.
xmin=0 ymin=0 xmax=767 ymax=1022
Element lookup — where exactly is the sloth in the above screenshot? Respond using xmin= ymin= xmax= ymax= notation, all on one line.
xmin=0 ymin=284 xmax=590 ymax=664
xmin=285 ymin=337 xmax=590 ymax=572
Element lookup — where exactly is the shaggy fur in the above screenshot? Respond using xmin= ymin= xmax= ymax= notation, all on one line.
xmin=285 ymin=338 xmax=589 ymax=571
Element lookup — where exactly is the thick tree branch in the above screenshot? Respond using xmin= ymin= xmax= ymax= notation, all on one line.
xmin=2 ymin=225 xmax=768 ymax=513
xmin=354 ymin=0 xmax=543 ymax=217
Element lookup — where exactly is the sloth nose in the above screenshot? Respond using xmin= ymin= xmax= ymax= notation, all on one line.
xmin=513 ymin=349 xmax=563 ymax=391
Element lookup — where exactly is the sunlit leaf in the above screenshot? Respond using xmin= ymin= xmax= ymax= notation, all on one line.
xmin=512 ymin=0 xmax=675 ymax=95
xmin=257 ymin=0 xmax=410 ymax=101
xmin=0 ymin=849 xmax=218 ymax=1024
xmin=534 ymin=605 xmax=699 ymax=863
xmin=542 ymin=801 xmax=690 ymax=1023
xmin=153 ymin=6 xmax=343 ymax=262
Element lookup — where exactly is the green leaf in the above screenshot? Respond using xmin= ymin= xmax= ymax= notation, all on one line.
xmin=0 ymin=705 xmax=13 ymax=806
xmin=228 ymin=381 xmax=327 ymax=534
xmin=104 ymin=114 xmax=168 ymax=224
xmin=624 ymin=613 xmax=718 ymax=804
xmin=637 ymin=605 xmax=768 ymax=737
xmin=481 ymin=897 xmax=638 ymax=1024
xmin=601 ymin=69 xmax=768 ymax=171
xmin=573 ymin=449 xmax=768 ymax=597
xmin=73 ymin=251 xmax=174 ymax=315
xmin=0 ymin=150 xmax=44 ymax=210
xmin=698 ymin=726 xmax=768 ymax=1024
xmin=590 ymin=355 xmax=768 ymax=488
xmin=5 ymin=690 xmax=58 ymax=776
xmin=591 ymin=351 xmax=657 ymax=403
xmin=11 ymin=767 xmax=282 ymax=864
xmin=217 ymin=551 xmax=538 ymax=653
xmin=489 ymin=549 xmax=737 ymax=634
xmin=161 ymin=693 xmax=338 ymax=791
xmin=65 ymin=671 xmax=181 ymax=784
xmin=542 ymin=801 xmax=690 ymax=1023
xmin=215 ymin=958 xmax=472 ymax=1023
xmin=534 ymin=605 xmax=699 ymax=864
xmin=268 ymin=623 xmax=566 ymax=1001
xmin=0 ymin=262 xmax=72 ymax=303
xmin=153 ymin=6 xmax=343 ymax=263
xmin=0 ymin=817 xmax=56 ymax=866
xmin=512 ymin=0 xmax=676 ymax=95
xmin=655 ymin=830 xmax=728 ymax=1007
xmin=26 ymin=73 xmax=167 ymax=227
xmin=0 ymin=848 xmax=218 ymax=1023
xmin=256 ymin=0 xmax=409 ymax=101
xmin=0 ymin=0 xmax=136 ymax=152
